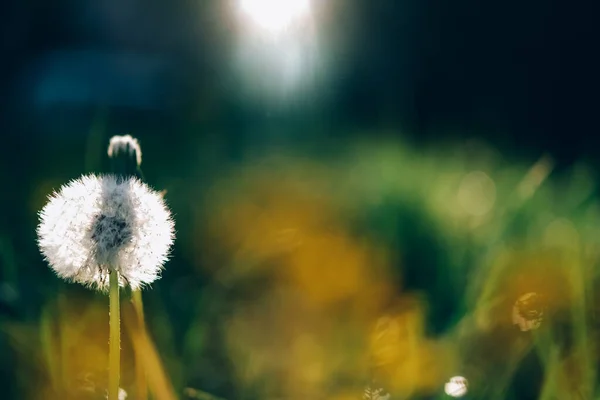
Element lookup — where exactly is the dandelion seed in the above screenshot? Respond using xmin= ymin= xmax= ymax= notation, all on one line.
xmin=444 ymin=376 xmax=468 ymax=397
xmin=37 ymin=174 xmax=175 ymax=291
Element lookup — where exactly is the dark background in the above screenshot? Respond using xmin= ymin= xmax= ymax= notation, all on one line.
xmin=2 ymin=0 xmax=598 ymax=162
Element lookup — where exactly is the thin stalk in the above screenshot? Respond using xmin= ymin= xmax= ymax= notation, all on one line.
xmin=132 ymin=290 xmax=148 ymax=400
xmin=123 ymin=301 xmax=177 ymax=400
xmin=109 ymin=269 xmax=121 ymax=400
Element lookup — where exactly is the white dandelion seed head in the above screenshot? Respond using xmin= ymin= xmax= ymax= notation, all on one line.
xmin=37 ymin=174 xmax=175 ymax=292
xmin=444 ymin=376 xmax=468 ymax=398
xmin=108 ymin=134 xmax=142 ymax=167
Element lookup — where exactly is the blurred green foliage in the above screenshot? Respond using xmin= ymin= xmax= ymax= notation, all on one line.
xmin=2 ymin=120 xmax=600 ymax=399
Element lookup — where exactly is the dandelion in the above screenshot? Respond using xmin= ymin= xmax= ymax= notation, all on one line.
xmin=37 ymin=171 xmax=174 ymax=400
xmin=37 ymin=174 xmax=175 ymax=291
xmin=107 ymin=133 xmax=162 ymax=399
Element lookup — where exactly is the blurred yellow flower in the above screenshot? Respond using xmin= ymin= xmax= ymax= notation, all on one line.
xmin=4 ymin=292 xmax=135 ymax=399
xmin=368 ymin=296 xmax=456 ymax=397
xmin=205 ymin=161 xmax=400 ymax=397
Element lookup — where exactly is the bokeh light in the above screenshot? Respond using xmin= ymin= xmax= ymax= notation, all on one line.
xmin=457 ymin=171 xmax=496 ymax=217
xmin=444 ymin=376 xmax=468 ymax=397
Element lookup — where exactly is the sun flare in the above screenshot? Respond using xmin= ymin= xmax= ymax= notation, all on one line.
xmin=239 ymin=0 xmax=310 ymax=32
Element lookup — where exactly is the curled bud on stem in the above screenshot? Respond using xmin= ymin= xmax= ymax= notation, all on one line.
xmin=108 ymin=134 xmax=143 ymax=179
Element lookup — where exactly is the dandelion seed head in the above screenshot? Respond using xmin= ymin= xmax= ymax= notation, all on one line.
xmin=37 ymin=174 xmax=175 ymax=291
xmin=444 ymin=376 xmax=468 ymax=397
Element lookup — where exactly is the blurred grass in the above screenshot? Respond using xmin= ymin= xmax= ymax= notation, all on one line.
xmin=3 ymin=132 xmax=600 ymax=399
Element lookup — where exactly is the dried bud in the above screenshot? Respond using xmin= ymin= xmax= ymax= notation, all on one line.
xmin=108 ymin=134 xmax=143 ymax=179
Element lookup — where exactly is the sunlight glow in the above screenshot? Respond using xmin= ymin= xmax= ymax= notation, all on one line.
xmin=232 ymin=0 xmax=329 ymax=106
xmin=240 ymin=0 xmax=310 ymax=32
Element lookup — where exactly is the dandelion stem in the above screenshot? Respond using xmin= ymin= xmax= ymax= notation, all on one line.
xmin=109 ymin=269 xmax=121 ymax=400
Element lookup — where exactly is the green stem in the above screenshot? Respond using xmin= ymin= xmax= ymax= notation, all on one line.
xmin=109 ymin=270 xmax=121 ymax=400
